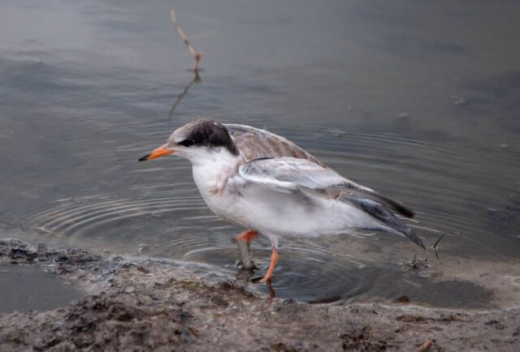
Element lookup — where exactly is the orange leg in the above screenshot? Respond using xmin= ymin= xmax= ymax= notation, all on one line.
xmin=235 ymin=229 xmax=258 ymax=244
xmin=260 ymin=247 xmax=279 ymax=283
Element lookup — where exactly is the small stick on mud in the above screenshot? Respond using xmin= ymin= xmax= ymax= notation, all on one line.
xmin=416 ymin=338 xmax=433 ymax=352
xmin=170 ymin=10 xmax=203 ymax=71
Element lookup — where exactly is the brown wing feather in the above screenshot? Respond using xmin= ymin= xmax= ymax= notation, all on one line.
xmin=224 ymin=124 xmax=324 ymax=166
xmin=226 ymin=124 xmax=415 ymax=219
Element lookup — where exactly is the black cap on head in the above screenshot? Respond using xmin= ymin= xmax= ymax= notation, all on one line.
xmin=176 ymin=119 xmax=239 ymax=156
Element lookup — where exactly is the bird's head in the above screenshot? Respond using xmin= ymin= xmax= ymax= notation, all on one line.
xmin=139 ymin=119 xmax=239 ymax=164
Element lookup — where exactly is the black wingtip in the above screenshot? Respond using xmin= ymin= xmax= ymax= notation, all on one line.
xmin=138 ymin=154 xmax=150 ymax=162
xmin=379 ymin=195 xmax=415 ymax=218
xmin=407 ymin=228 xmax=426 ymax=249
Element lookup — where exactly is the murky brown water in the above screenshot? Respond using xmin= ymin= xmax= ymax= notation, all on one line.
xmin=1 ymin=0 xmax=519 ymax=310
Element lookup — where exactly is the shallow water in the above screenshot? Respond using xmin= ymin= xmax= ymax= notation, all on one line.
xmin=0 ymin=265 xmax=81 ymax=313
xmin=1 ymin=0 xmax=519 ymax=309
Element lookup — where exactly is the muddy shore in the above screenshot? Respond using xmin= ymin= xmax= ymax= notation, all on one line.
xmin=0 ymin=239 xmax=518 ymax=352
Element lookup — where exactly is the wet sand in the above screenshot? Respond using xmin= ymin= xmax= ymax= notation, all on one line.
xmin=0 ymin=239 xmax=518 ymax=351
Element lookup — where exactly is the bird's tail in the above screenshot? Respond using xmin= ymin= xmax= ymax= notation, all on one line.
xmin=339 ymin=192 xmax=425 ymax=249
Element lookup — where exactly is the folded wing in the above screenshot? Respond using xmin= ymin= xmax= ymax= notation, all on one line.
xmin=225 ymin=124 xmax=324 ymax=166
xmin=239 ymin=157 xmax=424 ymax=248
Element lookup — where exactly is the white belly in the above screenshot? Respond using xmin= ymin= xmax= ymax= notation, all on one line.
xmin=194 ymin=173 xmax=377 ymax=239
xmin=236 ymin=184 xmax=377 ymax=237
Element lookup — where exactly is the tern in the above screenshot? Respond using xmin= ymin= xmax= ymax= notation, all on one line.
xmin=139 ymin=119 xmax=424 ymax=283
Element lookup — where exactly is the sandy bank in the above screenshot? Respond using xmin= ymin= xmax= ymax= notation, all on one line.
xmin=0 ymin=239 xmax=518 ymax=351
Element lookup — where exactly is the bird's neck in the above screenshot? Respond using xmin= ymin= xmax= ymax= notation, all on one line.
xmin=191 ymin=149 xmax=241 ymax=195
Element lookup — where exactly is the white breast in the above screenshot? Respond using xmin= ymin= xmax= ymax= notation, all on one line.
xmin=190 ymin=150 xmax=246 ymax=225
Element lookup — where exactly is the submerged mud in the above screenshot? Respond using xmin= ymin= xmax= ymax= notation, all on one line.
xmin=0 ymin=239 xmax=519 ymax=352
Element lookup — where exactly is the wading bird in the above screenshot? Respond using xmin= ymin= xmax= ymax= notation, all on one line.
xmin=139 ymin=119 xmax=424 ymax=283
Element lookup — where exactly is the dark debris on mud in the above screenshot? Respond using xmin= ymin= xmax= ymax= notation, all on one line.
xmin=0 ymin=239 xmax=519 ymax=352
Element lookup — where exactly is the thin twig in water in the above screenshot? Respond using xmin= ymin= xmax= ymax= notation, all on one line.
xmin=433 ymin=233 xmax=446 ymax=249
xmin=170 ymin=10 xmax=203 ymax=71
xmin=169 ymin=73 xmax=200 ymax=120
xmin=433 ymin=233 xmax=446 ymax=264
xmin=432 ymin=231 xmax=459 ymax=264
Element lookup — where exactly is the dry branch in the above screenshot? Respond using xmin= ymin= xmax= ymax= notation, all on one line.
xmin=170 ymin=10 xmax=202 ymax=71
xmin=168 ymin=73 xmax=200 ymax=120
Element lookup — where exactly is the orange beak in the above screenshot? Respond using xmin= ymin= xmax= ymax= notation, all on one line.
xmin=139 ymin=144 xmax=174 ymax=161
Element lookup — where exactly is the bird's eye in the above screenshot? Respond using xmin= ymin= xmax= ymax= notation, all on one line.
xmin=179 ymin=139 xmax=195 ymax=147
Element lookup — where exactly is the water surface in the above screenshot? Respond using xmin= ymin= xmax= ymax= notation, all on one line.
xmin=0 ymin=265 xmax=81 ymax=313
xmin=1 ymin=0 xmax=519 ymax=308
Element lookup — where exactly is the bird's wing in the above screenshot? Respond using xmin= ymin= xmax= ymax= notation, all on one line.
xmin=238 ymin=156 xmax=355 ymax=191
xmin=239 ymin=156 xmax=414 ymax=218
xmin=224 ymin=124 xmax=324 ymax=166
xmin=239 ymin=157 xmax=424 ymax=247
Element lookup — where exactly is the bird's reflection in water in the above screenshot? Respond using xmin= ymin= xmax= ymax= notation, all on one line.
xmin=169 ymin=69 xmax=201 ymax=121
xmin=236 ymin=268 xmax=276 ymax=300
xmin=233 ymin=236 xmax=277 ymax=299
xmin=263 ymin=279 xmax=276 ymax=301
